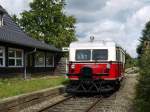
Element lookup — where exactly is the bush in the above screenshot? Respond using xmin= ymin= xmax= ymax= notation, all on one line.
xmin=125 ymin=53 xmax=137 ymax=68
xmin=135 ymin=51 xmax=150 ymax=112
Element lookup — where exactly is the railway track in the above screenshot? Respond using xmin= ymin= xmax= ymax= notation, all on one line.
xmin=39 ymin=93 xmax=116 ymax=112
xmin=39 ymin=78 xmax=125 ymax=112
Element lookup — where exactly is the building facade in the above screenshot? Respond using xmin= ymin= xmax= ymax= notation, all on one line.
xmin=0 ymin=6 xmax=61 ymax=77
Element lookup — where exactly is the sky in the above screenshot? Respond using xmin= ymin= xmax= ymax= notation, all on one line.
xmin=0 ymin=0 xmax=150 ymax=57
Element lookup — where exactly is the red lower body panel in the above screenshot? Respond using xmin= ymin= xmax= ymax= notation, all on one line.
xmin=67 ymin=62 xmax=124 ymax=81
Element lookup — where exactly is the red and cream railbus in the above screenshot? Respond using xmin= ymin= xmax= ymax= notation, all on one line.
xmin=66 ymin=39 xmax=125 ymax=93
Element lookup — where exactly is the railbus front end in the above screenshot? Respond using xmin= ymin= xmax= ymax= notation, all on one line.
xmin=66 ymin=40 xmax=125 ymax=94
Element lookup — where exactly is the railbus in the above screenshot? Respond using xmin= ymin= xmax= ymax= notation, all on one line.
xmin=66 ymin=38 xmax=125 ymax=93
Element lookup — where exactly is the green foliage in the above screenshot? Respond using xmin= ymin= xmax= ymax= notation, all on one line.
xmin=135 ymin=20 xmax=150 ymax=112
xmin=125 ymin=53 xmax=137 ymax=68
xmin=135 ymin=50 xmax=150 ymax=112
xmin=0 ymin=76 xmax=68 ymax=99
xmin=137 ymin=21 xmax=150 ymax=57
xmin=12 ymin=15 xmax=20 ymax=25
xmin=12 ymin=0 xmax=77 ymax=48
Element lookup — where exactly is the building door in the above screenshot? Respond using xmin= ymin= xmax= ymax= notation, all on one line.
xmin=27 ymin=54 xmax=34 ymax=67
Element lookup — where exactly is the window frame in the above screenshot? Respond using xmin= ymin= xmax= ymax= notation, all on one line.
xmin=34 ymin=51 xmax=46 ymax=67
xmin=8 ymin=48 xmax=24 ymax=67
xmin=0 ymin=46 xmax=5 ymax=67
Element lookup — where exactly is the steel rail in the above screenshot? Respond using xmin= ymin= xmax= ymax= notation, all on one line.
xmin=38 ymin=95 xmax=73 ymax=112
xmin=84 ymin=97 xmax=102 ymax=112
xmin=38 ymin=77 xmax=125 ymax=112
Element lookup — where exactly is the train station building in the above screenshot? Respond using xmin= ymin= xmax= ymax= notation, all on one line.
xmin=0 ymin=5 xmax=61 ymax=77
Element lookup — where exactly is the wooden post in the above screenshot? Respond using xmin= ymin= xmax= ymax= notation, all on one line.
xmin=143 ymin=41 xmax=150 ymax=54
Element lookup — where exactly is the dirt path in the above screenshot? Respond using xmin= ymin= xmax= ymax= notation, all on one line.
xmin=85 ymin=73 xmax=138 ymax=112
xmin=110 ymin=73 xmax=138 ymax=112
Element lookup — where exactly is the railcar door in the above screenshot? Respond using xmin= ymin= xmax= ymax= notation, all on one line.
xmin=116 ymin=48 xmax=121 ymax=77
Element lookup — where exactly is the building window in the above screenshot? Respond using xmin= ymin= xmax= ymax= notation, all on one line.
xmin=46 ymin=53 xmax=54 ymax=67
xmin=0 ymin=47 xmax=5 ymax=67
xmin=8 ymin=48 xmax=23 ymax=67
xmin=35 ymin=51 xmax=45 ymax=67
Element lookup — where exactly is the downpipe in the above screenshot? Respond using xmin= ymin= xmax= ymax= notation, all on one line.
xmin=24 ymin=48 xmax=37 ymax=80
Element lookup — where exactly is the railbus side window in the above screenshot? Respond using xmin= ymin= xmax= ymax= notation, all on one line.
xmin=116 ymin=49 xmax=120 ymax=61
xmin=120 ymin=50 xmax=123 ymax=62
xmin=123 ymin=52 xmax=125 ymax=63
xmin=122 ymin=51 xmax=124 ymax=63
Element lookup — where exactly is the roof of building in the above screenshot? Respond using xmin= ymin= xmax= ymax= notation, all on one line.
xmin=0 ymin=5 xmax=60 ymax=52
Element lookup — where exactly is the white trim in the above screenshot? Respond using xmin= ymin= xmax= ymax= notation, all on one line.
xmin=68 ymin=62 xmax=122 ymax=64
xmin=69 ymin=77 xmax=79 ymax=80
xmin=8 ymin=48 xmax=24 ymax=67
xmin=34 ymin=65 xmax=45 ymax=67
xmin=65 ymin=58 xmax=68 ymax=73
xmin=8 ymin=66 xmax=24 ymax=68
xmin=34 ymin=51 xmax=45 ymax=67
xmin=0 ymin=14 xmax=3 ymax=27
xmin=0 ymin=46 xmax=5 ymax=67
xmin=62 ymin=47 xmax=69 ymax=52
xmin=103 ymin=78 xmax=117 ymax=80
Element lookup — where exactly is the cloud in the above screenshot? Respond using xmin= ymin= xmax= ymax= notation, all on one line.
xmin=66 ymin=0 xmax=107 ymax=12
xmin=0 ymin=0 xmax=31 ymax=15
xmin=66 ymin=0 xmax=150 ymax=57
xmin=1 ymin=0 xmax=150 ymax=57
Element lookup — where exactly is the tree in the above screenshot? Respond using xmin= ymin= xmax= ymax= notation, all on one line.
xmin=12 ymin=15 xmax=20 ymax=25
xmin=13 ymin=0 xmax=77 ymax=48
xmin=125 ymin=53 xmax=137 ymax=68
xmin=135 ymin=21 xmax=150 ymax=112
xmin=137 ymin=21 xmax=150 ymax=57
xmin=135 ymin=50 xmax=150 ymax=112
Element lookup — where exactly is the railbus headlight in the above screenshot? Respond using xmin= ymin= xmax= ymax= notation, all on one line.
xmin=71 ymin=64 xmax=75 ymax=69
xmin=106 ymin=63 xmax=110 ymax=69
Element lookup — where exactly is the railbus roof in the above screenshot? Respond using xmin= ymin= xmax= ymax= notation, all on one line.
xmin=70 ymin=40 xmax=121 ymax=48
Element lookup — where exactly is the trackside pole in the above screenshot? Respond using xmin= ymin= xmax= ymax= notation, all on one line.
xmin=24 ymin=48 xmax=36 ymax=80
xmin=66 ymin=58 xmax=68 ymax=73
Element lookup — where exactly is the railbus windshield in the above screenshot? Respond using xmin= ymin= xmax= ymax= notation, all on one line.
xmin=92 ymin=49 xmax=108 ymax=60
xmin=75 ymin=49 xmax=108 ymax=61
xmin=76 ymin=50 xmax=91 ymax=61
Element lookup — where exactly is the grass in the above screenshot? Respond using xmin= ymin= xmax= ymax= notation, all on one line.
xmin=0 ymin=76 xmax=68 ymax=99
